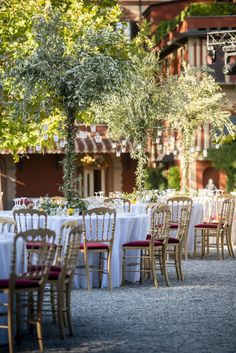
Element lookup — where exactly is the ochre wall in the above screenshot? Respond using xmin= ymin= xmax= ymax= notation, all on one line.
xmin=15 ymin=154 xmax=63 ymax=197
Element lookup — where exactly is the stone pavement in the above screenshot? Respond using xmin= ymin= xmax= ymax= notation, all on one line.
xmin=4 ymin=253 xmax=236 ymax=353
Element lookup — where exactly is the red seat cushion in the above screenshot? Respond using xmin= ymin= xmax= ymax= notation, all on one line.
xmin=29 ymin=265 xmax=61 ymax=272
xmin=146 ymin=233 xmax=151 ymax=240
xmin=123 ymin=240 xmax=163 ymax=247
xmin=195 ymin=223 xmax=218 ymax=229
xmin=0 ymin=279 xmax=40 ymax=289
xmin=170 ymin=223 xmax=178 ymax=229
xmin=27 ymin=242 xmax=57 ymax=250
xmin=168 ymin=237 xmax=179 ymax=244
xmin=80 ymin=242 xmax=109 ymax=250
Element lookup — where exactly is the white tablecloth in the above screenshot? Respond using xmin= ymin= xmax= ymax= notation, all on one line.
xmin=0 ymin=211 xmax=149 ymax=288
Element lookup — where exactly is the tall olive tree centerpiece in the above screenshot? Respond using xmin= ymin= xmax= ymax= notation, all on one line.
xmin=158 ymin=64 xmax=235 ymax=192
xmin=90 ymin=53 xmax=164 ymax=191
xmin=2 ymin=1 xmax=132 ymax=202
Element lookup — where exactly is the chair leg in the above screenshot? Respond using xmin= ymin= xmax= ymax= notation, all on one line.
xmin=65 ymin=281 xmax=74 ymax=337
xmin=57 ymin=284 xmax=65 ymax=340
xmin=50 ymin=284 xmax=57 ymax=323
xmin=201 ymin=231 xmax=205 ymax=258
xmin=178 ymin=245 xmax=184 ymax=281
xmin=36 ymin=292 xmax=44 ymax=352
xmin=226 ymin=230 xmax=235 ymax=258
xmin=221 ymin=233 xmax=225 ymax=260
xmin=151 ymin=249 xmax=158 ymax=288
xmin=8 ymin=293 xmax=14 ymax=353
xmin=193 ymin=230 xmax=198 ymax=258
xmin=98 ymin=253 xmax=103 ymax=288
xmin=15 ymin=293 xmax=21 ymax=345
xmin=107 ymin=250 xmax=112 ymax=291
xmin=216 ymin=234 xmax=220 ymax=260
xmin=122 ymin=249 xmax=126 ymax=286
xmin=84 ymin=250 xmax=91 ymax=290
xmin=162 ymin=247 xmax=170 ymax=287
xmin=140 ymin=250 xmax=143 ymax=284
xmin=174 ymin=247 xmax=181 ymax=280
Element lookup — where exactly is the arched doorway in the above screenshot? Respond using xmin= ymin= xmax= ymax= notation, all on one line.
xmin=203 ymin=167 xmax=220 ymax=189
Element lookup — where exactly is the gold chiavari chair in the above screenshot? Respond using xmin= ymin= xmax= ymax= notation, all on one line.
xmin=0 ymin=228 xmax=55 ymax=353
xmin=80 ymin=208 xmax=116 ymax=290
xmin=43 ymin=222 xmax=82 ymax=339
xmin=104 ymin=198 xmax=131 ymax=212
xmin=0 ymin=217 xmax=16 ymax=233
xmin=165 ymin=205 xmax=192 ymax=281
xmin=122 ymin=205 xmax=171 ymax=288
xmin=13 ymin=209 xmax=55 ymax=257
xmin=194 ymin=197 xmax=235 ymax=259
xmin=13 ymin=209 xmax=47 ymax=233
xmin=167 ymin=196 xmax=193 ymax=259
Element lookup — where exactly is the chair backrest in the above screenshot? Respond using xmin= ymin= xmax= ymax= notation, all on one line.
xmin=215 ymin=194 xmax=235 ymax=219
xmin=150 ymin=205 xmax=170 ymax=243
xmin=10 ymin=228 xmax=56 ymax=288
xmin=176 ymin=205 xmax=192 ymax=243
xmin=13 ymin=209 xmax=47 ymax=233
xmin=219 ymin=197 xmax=235 ymax=230
xmin=82 ymin=207 xmax=116 ymax=245
xmin=104 ymin=198 xmax=131 ymax=212
xmin=55 ymin=220 xmax=79 ymax=266
xmin=61 ymin=224 xmax=83 ymax=278
xmin=167 ymin=196 xmax=193 ymax=223
xmin=0 ymin=217 xmax=16 ymax=233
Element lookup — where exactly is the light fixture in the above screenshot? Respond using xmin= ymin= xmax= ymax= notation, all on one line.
xmin=206 ymin=45 xmax=216 ymax=65
xmin=222 ymin=51 xmax=236 ymax=75
xmin=94 ymin=133 xmax=102 ymax=143
xmin=90 ymin=125 xmax=96 ymax=133
xmin=53 ymin=134 xmax=59 ymax=142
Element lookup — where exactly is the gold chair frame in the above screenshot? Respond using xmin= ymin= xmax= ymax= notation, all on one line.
xmin=80 ymin=207 xmax=116 ymax=290
xmin=167 ymin=196 xmax=193 ymax=260
xmin=0 ymin=228 xmax=55 ymax=353
xmin=104 ymin=198 xmax=131 ymax=212
xmin=194 ymin=197 xmax=235 ymax=259
xmin=13 ymin=209 xmax=48 ymax=233
xmin=46 ymin=222 xmax=82 ymax=339
xmin=0 ymin=217 xmax=16 ymax=233
xmin=122 ymin=205 xmax=171 ymax=288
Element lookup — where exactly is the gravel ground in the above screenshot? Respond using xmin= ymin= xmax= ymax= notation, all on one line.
xmin=3 ymin=252 xmax=236 ymax=353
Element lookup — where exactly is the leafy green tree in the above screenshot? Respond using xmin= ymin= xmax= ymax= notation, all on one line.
xmin=1 ymin=0 xmax=134 ymax=202
xmin=158 ymin=64 xmax=236 ymax=192
xmin=208 ymin=138 xmax=236 ymax=192
xmin=90 ymin=53 xmax=163 ymax=190
xmin=167 ymin=166 xmax=180 ymax=190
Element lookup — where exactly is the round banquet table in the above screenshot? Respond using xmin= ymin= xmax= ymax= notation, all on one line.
xmin=0 ymin=211 xmax=150 ymax=288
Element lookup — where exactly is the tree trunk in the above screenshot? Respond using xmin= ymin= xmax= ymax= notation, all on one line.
xmin=63 ymin=109 xmax=77 ymax=203
xmin=181 ymin=149 xmax=190 ymax=193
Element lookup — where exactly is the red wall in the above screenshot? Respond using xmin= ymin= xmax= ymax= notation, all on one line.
xmin=15 ymin=154 xmax=63 ymax=197
xmin=146 ymin=0 xmax=214 ymax=24
xmin=121 ymin=154 xmax=137 ymax=193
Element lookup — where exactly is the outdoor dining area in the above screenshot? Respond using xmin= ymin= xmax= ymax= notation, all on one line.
xmin=0 ymin=190 xmax=235 ymax=353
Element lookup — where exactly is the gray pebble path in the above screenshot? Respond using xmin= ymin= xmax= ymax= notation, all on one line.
xmin=4 ymin=253 xmax=236 ymax=353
